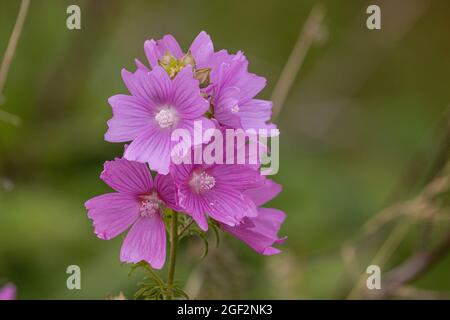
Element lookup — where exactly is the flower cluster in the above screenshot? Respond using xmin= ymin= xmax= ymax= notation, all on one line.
xmin=85 ymin=31 xmax=286 ymax=269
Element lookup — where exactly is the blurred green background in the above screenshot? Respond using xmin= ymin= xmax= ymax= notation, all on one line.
xmin=1 ymin=0 xmax=449 ymax=299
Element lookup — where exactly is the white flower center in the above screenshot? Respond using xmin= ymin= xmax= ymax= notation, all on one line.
xmin=231 ymin=104 xmax=240 ymax=113
xmin=139 ymin=193 xmax=163 ymax=217
xmin=189 ymin=171 xmax=216 ymax=193
xmin=155 ymin=107 xmax=177 ymax=128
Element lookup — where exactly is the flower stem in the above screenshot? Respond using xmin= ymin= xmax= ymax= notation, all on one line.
xmin=166 ymin=210 xmax=178 ymax=300
xmin=0 ymin=0 xmax=30 ymax=96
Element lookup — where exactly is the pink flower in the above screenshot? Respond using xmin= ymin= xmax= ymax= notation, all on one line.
xmin=221 ymin=208 xmax=286 ymax=255
xmin=0 ymin=283 xmax=16 ymax=300
xmin=85 ymin=158 xmax=179 ymax=269
xmin=221 ymin=177 xmax=286 ymax=255
xmin=105 ymin=65 xmax=213 ymax=174
xmin=208 ymin=51 xmax=274 ymax=131
xmin=171 ymin=157 xmax=261 ymax=231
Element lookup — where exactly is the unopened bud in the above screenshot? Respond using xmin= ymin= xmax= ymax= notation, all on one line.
xmin=195 ymin=68 xmax=211 ymax=88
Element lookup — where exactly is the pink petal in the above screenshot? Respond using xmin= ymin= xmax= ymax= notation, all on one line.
xmin=189 ymin=31 xmax=214 ymax=68
xmin=171 ymin=66 xmax=209 ymax=118
xmin=203 ymin=185 xmax=257 ymax=227
xmin=251 ymin=208 xmax=286 ymax=239
xmin=134 ymin=58 xmax=149 ymax=72
xmin=244 ymin=178 xmax=282 ymax=206
xmin=207 ymin=50 xmax=234 ymax=90
xmin=144 ymin=39 xmax=160 ymax=69
xmin=121 ymin=67 xmax=171 ymax=105
xmin=177 ymin=116 xmax=216 ymax=147
xmin=236 ymin=72 xmax=266 ymax=103
xmin=120 ymin=215 xmax=166 ymax=269
xmin=105 ymin=94 xmax=154 ymax=143
xmin=124 ymin=126 xmax=172 ymax=174
xmin=211 ymin=51 xmax=266 ymax=109
xmin=171 ymin=163 xmax=209 ymax=230
xmin=176 ymin=184 xmax=209 ymax=231
xmin=208 ymin=165 xmax=262 ymax=192
xmin=224 ymin=51 xmax=266 ymax=102
xmin=0 ymin=283 xmax=16 ymax=300
xmin=100 ymin=158 xmax=153 ymax=194
xmin=154 ymin=173 xmax=181 ymax=211
xmin=85 ymin=193 xmax=140 ymax=240
xmin=222 ymin=207 xmax=286 ymax=255
xmin=239 ymin=99 xmax=272 ymax=130
xmin=159 ymin=34 xmax=184 ymax=58
xmin=213 ymin=86 xmax=241 ymax=128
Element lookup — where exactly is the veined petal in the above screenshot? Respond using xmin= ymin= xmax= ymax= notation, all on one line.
xmin=244 ymin=178 xmax=282 ymax=206
xmin=189 ymin=31 xmax=214 ymax=68
xmin=176 ymin=184 xmax=209 ymax=231
xmin=207 ymin=50 xmax=234 ymax=89
xmin=121 ymin=67 xmax=172 ymax=105
xmin=177 ymin=116 xmax=216 ymax=146
xmin=120 ymin=215 xmax=166 ymax=269
xmin=208 ymin=165 xmax=262 ymax=192
xmin=203 ymin=186 xmax=257 ymax=227
xmin=221 ymin=207 xmax=286 ymax=255
xmin=124 ymin=126 xmax=172 ymax=174
xmin=239 ymin=99 xmax=272 ymax=130
xmin=171 ymin=66 xmax=209 ymax=118
xmin=135 ymin=58 xmax=150 ymax=72
xmin=100 ymin=158 xmax=153 ymax=194
xmin=144 ymin=39 xmax=160 ymax=69
xmin=226 ymin=52 xmax=266 ymax=102
xmin=85 ymin=193 xmax=140 ymax=240
xmin=211 ymin=51 xmax=266 ymax=109
xmin=236 ymin=72 xmax=266 ymax=103
xmin=159 ymin=34 xmax=184 ymax=58
xmin=105 ymin=94 xmax=154 ymax=143
xmin=154 ymin=173 xmax=181 ymax=211
xmin=213 ymin=86 xmax=242 ymax=128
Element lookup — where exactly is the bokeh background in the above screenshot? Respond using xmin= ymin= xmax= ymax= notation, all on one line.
xmin=1 ymin=0 xmax=450 ymax=299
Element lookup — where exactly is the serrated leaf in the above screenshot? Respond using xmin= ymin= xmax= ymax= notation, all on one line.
xmin=173 ymin=287 xmax=190 ymax=300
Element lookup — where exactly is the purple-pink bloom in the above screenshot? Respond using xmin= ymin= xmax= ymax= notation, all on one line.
xmin=85 ymin=158 xmax=179 ymax=269
xmin=105 ymin=65 xmax=213 ymax=174
xmin=221 ymin=208 xmax=286 ymax=255
xmin=0 ymin=283 xmax=16 ymax=300
xmin=208 ymin=51 xmax=274 ymax=130
xmin=171 ymin=158 xmax=261 ymax=231
xmin=221 ymin=177 xmax=286 ymax=255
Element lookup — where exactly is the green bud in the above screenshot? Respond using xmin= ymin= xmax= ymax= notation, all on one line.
xmin=158 ymin=51 xmax=183 ymax=78
xmin=180 ymin=51 xmax=196 ymax=68
xmin=158 ymin=51 xmax=198 ymax=79
xmin=195 ymin=68 xmax=211 ymax=88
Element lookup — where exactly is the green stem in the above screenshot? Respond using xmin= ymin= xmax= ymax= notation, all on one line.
xmin=143 ymin=263 xmax=164 ymax=287
xmin=166 ymin=210 xmax=178 ymax=300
